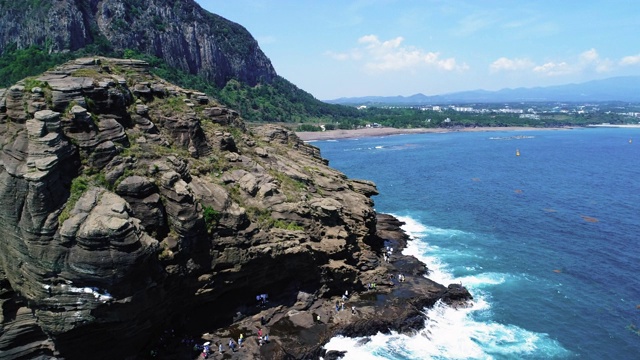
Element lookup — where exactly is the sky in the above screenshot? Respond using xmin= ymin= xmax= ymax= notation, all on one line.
xmin=195 ymin=0 xmax=640 ymax=100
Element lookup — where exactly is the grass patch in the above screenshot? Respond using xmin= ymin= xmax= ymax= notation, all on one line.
xmin=23 ymin=77 xmax=48 ymax=92
xmin=58 ymin=175 xmax=90 ymax=224
xmin=155 ymin=95 xmax=188 ymax=116
xmin=71 ymin=68 xmax=103 ymax=79
xmin=269 ymin=169 xmax=306 ymax=201
xmin=245 ymin=206 xmax=303 ymax=231
xmin=202 ymin=205 xmax=221 ymax=233
xmin=272 ymin=219 xmax=304 ymax=231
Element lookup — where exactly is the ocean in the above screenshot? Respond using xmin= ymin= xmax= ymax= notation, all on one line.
xmin=313 ymin=128 xmax=640 ymax=359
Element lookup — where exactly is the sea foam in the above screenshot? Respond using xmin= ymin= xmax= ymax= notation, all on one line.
xmin=323 ymin=215 xmax=571 ymax=359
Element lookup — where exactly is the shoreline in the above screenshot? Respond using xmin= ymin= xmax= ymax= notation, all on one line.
xmin=179 ymin=214 xmax=471 ymax=360
xmin=295 ymin=126 xmax=573 ymax=141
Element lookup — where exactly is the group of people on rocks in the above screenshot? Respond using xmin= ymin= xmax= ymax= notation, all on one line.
xmin=333 ymin=290 xmax=358 ymax=315
xmin=255 ymin=293 xmax=269 ymax=307
xmin=195 ymin=326 xmax=270 ymax=358
xmin=256 ymin=327 xmax=269 ymax=346
xmin=383 ymin=246 xmax=394 ymax=263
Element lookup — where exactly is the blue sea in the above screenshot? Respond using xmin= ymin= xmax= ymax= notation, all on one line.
xmin=314 ymin=128 xmax=640 ymax=359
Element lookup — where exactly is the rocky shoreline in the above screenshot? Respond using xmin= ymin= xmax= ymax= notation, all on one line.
xmin=153 ymin=214 xmax=472 ymax=360
xmin=0 ymin=58 xmax=470 ymax=359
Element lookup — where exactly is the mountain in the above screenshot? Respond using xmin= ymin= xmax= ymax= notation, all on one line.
xmin=326 ymin=76 xmax=640 ymax=105
xmin=0 ymin=0 xmax=357 ymax=123
xmin=0 ymin=0 xmax=276 ymax=87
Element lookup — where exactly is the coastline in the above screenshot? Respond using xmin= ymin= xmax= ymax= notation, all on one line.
xmin=296 ymin=126 xmax=572 ymax=141
xmin=182 ymin=214 xmax=471 ymax=360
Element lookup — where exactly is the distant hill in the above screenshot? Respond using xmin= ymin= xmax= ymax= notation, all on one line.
xmin=326 ymin=76 xmax=640 ymax=105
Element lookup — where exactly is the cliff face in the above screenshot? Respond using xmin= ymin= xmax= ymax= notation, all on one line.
xmin=0 ymin=0 xmax=277 ymax=87
xmin=0 ymin=58 xmax=381 ymax=358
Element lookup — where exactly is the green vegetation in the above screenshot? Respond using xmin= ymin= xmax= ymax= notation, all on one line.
xmin=0 ymin=44 xmax=74 ymax=87
xmin=344 ymin=104 xmax=638 ymax=129
xmin=217 ymin=77 xmax=360 ymax=123
xmin=202 ymin=205 xmax=221 ymax=233
xmin=22 ymin=77 xmax=47 ymax=91
xmin=58 ymin=175 xmax=90 ymax=224
xmin=272 ymin=220 xmax=304 ymax=231
xmin=0 ymin=0 xmax=52 ymax=11
xmin=268 ymin=170 xmax=306 ymax=202
xmin=296 ymin=124 xmax=323 ymax=132
xmin=246 ymin=206 xmax=303 ymax=231
xmin=71 ymin=68 xmax=103 ymax=79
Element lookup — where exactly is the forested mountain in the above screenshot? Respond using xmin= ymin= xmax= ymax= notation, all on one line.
xmin=0 ymin=0 xmax=357 ymax=123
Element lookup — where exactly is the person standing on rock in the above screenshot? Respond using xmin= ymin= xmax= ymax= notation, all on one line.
xmin=238 ymin=333 xmax=243 ymax=348
xmin=202 ymin=343 xmax=210 ymax=358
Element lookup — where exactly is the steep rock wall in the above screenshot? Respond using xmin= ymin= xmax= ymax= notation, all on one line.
xmin=0 ymin=0 xmax=277 ymax=87
xmin=0 ymin=58 xmax=379 ymax=358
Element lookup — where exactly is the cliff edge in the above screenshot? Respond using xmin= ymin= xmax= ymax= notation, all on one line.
xmin=0 ymin=58 xmax=470 ymax=359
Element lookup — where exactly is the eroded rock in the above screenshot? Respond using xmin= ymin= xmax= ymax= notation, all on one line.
xmin=0 ymin=57 xmax=470 ymax=359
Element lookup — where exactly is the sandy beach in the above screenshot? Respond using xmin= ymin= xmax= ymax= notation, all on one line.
xmin=295 ymin=126 xmax=572 ymax=141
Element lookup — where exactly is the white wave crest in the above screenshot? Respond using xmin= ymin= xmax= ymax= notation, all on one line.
xmin=323 ymin=214 xmax=571 ymax=359
xmin=324 ymin=299 xmax=570 ymax=359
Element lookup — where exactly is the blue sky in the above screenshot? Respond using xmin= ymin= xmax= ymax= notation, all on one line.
xmin=196 ymin=0 xmax=640 ymax=100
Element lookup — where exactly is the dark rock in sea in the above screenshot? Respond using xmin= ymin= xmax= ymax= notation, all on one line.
xmin=324 ymin=350 xmax=347 ymax=360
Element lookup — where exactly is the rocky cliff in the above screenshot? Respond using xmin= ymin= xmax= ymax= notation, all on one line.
xmin=0 ymin=58 xmax=470 ymax=359
xmin=0 ymin=0 xmax=277 ymax=87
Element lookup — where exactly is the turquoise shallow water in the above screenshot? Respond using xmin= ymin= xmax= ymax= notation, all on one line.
xmin=314 ymin=128 xmax=640 ymax=359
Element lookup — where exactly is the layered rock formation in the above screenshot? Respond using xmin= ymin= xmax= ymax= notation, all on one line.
xmin=0 ymin=58 xmax=470 ymax=359
xmin=0 ymin=0 xmax=277 ymax=87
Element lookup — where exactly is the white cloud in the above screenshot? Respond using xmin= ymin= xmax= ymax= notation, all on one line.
xmin=620 ymin=54 xmax=640 ymax=65
xmin=490 ymin=57 xmax=534 ymax=72
xmin=327 ymin=35 xmax=467 ymax=73
xmin=579 ymin=48 xmax=612 ymax=73
xmin=533 ymin=61 xmax=574 ymax=76
xmin=530 ymin=48 xmax=613 ymax=76
xmin=594 ymin=59 xmax=613 ymax=73
xmin=580 ymin=48 xmax=599 ymax=62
